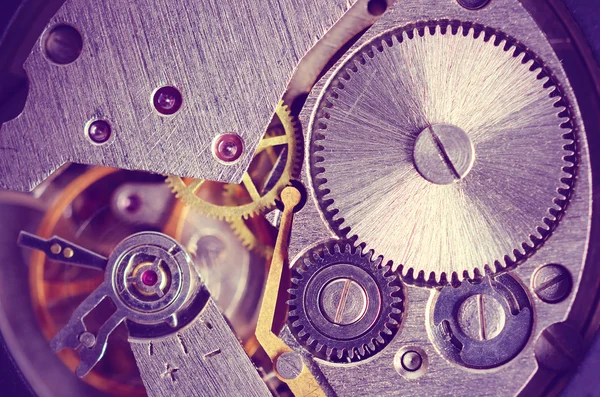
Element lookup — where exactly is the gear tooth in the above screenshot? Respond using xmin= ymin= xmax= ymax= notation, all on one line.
xmin=356 ymin=345 xmax=366 ymax=357
xmin=465 ymin=26 xmax=475 ymax=38
xmin=367 ymin=340 xmax=377 ymax=352
xmin=361 ymin=247 xmax=372 ymax=261
xmin=315 ymin=342 xmax=324 ymax=352
xmin=537 ymin=76 xmax=551 ymax=87
xmin=514 ymin=49 xmax=527 ymax=63
xmin=385 ymin=271 xmax=398 ymax=283
xmin=343 ymin=243 xmax=352 ymax=254
xmin=464 ymin=268 xmax=475 ymax=281
xmin=548 ymin=94 xmax=562 ymax=106
xmin=509 ymin=248 xmax=521 ymax=263
xmin=298 ymin=329 xmax=307 ymax=338
xmin=333 ymin=243 xmax=342 ymax=254
xmin=524 ymin=61 xmax=537 ymax=75
xmin=402 ymin=29 xmax=413 ymax=42
xmin=325 ymin=346 xmax=334 ymax=357
xmin=306 ymin=336 xmax=316 ymax=346
xmin=547 ymin=207 xmax=560 ymax=219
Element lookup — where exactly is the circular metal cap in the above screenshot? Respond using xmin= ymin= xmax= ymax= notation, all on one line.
xmin=413 ymin=124 xmax=474 ymax=185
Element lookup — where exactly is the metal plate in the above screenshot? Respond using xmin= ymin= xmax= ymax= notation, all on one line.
xmin=130 ymin=298 xmax=271 ymax=397
xmin=0 ymin=0 xmax=348 ymax=191
xmin=286 ymin=0 xmax=598 ymax=395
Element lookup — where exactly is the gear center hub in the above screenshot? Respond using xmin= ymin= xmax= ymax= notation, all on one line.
xmin=413 ymin=124 xmax=475 ymax=185
xmin=319 ymin=277 xmax=368 ymax=326
xmin=112 ymin=232 xmax=193 ymax=318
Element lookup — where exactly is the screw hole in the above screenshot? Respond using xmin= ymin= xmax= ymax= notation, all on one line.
xmin=153 ymin=86 xmax=183 ymax=115
xmin=43 ymin=24 xmax=84 ymax=65
xmin=213 ymin=133 xmax=244 ymax=163
xmin=367 ymin=0 xmax=387 ymax=16
xmin=86 ymin=119 xmax=112 ymax=144
xmin=457 ymin=0 xmax=491 ymax=10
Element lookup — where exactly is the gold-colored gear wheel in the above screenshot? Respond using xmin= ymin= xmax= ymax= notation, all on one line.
xmin=229 ymin=216 xmax=276 ymax=259
xmin=166 ymin=101 xmax=302 ymax=221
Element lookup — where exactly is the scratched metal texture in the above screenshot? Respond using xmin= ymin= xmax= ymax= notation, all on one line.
xmin=287 ymin=0 xmax=596 ymax=395
xmin=0 ymin=0 xmax=347 ymax=192
xmin=129 ymin=298 xmax=271 ymax=397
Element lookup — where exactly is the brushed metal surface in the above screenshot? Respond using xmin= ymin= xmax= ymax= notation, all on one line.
xmin=287 ymin=0 xmax=593 ymax=395
xmin=310 ymin=24 xmax=572 ymax=281
xmin=130 ymin=298 xmax=271 ymax=397
xmin=0 ymin=0 xmax=347 ymax=191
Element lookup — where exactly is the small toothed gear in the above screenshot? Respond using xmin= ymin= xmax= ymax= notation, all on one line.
xmin=229 ymin=215 xmax=276 ymax=258
xmin=166 ymin=101 xmax=302 ymax=221
xmin=288 ymin=242 xmax=403 ymax=362
xmin=309 ymin=22 xmax=575 ymax=284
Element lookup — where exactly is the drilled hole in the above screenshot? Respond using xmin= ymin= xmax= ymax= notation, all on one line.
xmin=43 ymin=24 xmax=83 ymax=65
xmin=367 ymin=0 xmax=387 ymax=16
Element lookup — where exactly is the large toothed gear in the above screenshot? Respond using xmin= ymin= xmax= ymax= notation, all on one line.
xmin=309 ymin=22 xmax=575 ymax=284
xmin=167 ymin=101 xmax=302 ymax=221
xmin=288 ymin=242 xmax=403 ymax=362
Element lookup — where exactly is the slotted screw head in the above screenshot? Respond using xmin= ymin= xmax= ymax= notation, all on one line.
xmin=532 ymin=264 xmax=572 ymax=304
xmin=275 ymin=351 xmax=303 ymax=380
xmin=413 ymin=124 xmax=475 ymax=185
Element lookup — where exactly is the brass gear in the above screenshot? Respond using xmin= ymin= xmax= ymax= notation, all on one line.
xmin=229 ymin=216 xmax=276 ymax=259
xmin=166 ymin=101 xmax=302 ymax=221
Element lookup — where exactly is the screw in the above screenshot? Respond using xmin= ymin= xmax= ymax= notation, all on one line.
xmin=153 ymin=86 xmax=183 ymax=115
xmin=43 ymin=24 xmax=84 ymax=65
xmin=394 ymin=346 xmax=428 ymax=379
xmin=50 ymin=243 xmax=62 ymax=255
xmin=319 ymin=278 xmax=368 ymax=325
xmin=79 ymin=331 xmax=96 ymax=348
xmin=534 ymin=322 xmax=583 ymax=372
xmin=213 ymin=133 xmax=244 ymax=163
xmin=275 ymin=351 xmax=303 ymax=380
xmin=532 ymin=264 xmax=572 ymax=304
xmin=87 ymin=119 xmax=112 ymax=144
xmin=63 ymin=247 xmax=74 ymax=259
xmin=457 ymin=294 xmax=506 ymax=341
xmin=413 ymin=124 xmax=475 ymax=185
xmin=401 ymin=351 xmax=423 ymax=372
xmin=457 ymin=0 xmax=491 ymax=10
